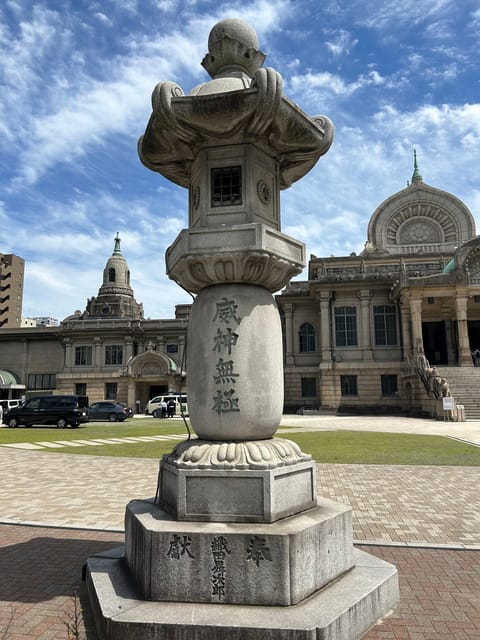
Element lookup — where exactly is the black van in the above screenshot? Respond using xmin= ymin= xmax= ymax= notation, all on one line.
xmin=5 ymin=395 xmax=89 ymax=429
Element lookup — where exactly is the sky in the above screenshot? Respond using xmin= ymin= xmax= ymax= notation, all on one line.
xmin=1 ymin=0 xmax=479 ymax=321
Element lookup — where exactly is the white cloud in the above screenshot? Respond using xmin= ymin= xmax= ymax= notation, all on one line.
xmin=354 ymin=0 xmax=454 ymax=30
xmin=288 ymin=69 xmax=385 ymax=106
xmin=94 ymin=12 xmax=111 ymax=25
xmin=325 ymin=29 xmax=358 ymax=58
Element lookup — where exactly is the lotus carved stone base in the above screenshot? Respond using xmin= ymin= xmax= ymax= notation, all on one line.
xmin=163 ymin=437 xmax=311 ymax=470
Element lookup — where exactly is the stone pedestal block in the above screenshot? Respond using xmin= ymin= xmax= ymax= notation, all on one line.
xmin=159 ymin=439 xmax=316 ymax=522
xmin=125 ymin=498 xmax=353 ymax=606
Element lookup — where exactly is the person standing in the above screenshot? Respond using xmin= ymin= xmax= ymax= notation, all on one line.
xmin=167 ymin=399 xmax=175 ymax=418
xmin=474 ymin=348 xmax=480 ymax=367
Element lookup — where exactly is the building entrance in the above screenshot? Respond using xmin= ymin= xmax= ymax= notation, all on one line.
xmin=422 ymin=321 xmax=448 ymax=365
xmin=149 ymin=384 xmax=168 ymax=398
xmin=468 ymin=321 xmax=480 ymax=354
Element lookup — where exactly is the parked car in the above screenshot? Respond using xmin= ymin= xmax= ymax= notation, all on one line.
xmin=88 ymin=401 xmax=130 ymax=422
xmin=146 ymin=394 xmax=188 ymax=417
xmin=5 ymin=395 xmax=89 ymax=428
xmin=0 ymin=399 xmax=23 ymax=412
xmin=120 ymin=403 xmax=133 ymax=417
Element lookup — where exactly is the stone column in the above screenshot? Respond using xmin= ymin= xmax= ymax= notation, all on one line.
xmin=455 ymin=294 xmax=472 ymax=366
xmin=124 ymin=337 xmax=133 ymax=362
xmin=127 ymin=379 xmax=136 ymax=410
xmin=64 ymin=338 xmax=73 ymax=371
xmin=93 ymin=337 xmax=102 ymax=368
xmin=283 ymin=303 xmax=295 ymax=365
xmin=187 ymin=283 xmax=283 ymax=441
xmin=319 ymin=291 xmax=331 ymax=361
xmin=358 ymin=289 xmax=373 ymax=360
xmin=409 ymin=296 xmax=423 ymax=353
xmin=178 ymin=335 xmax=185 ymax=368
xmin=399 ymin=297 xmax=412 ymax=358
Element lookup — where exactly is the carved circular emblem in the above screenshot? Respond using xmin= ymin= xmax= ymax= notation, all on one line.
xmin=256 ymin=179 xmax=271 ymax=204
xmin=400 ymin=220 xmax=439 ymax=244
xmin=192 ymin=185 xmax=200 ymax=209
xmin=466 ymin=250 xmax=480 ymax=277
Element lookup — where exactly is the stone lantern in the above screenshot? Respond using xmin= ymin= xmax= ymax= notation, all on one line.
xmin=87 ymin=18 xmax=398 ymax=639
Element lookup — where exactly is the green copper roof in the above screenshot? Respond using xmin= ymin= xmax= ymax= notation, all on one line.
xmin=442 ymin=258 xmax=456 ymax=274
xmin=0 ymin=370 xmax=20 ymax=385
xmin=411 ymin=149 xmax=423 ymax=183
xmin=113 ymin=232 xmax=122 ymax=255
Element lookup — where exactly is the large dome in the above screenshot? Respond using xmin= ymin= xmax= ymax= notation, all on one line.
xmin=363 ymin=159 xmax=475 ymax=256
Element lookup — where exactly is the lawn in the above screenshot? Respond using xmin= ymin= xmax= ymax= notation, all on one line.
xmin=1 ymin=418 xmax=479 ymax=465
xmin=279 ymin=430 xmax=480 ymax=466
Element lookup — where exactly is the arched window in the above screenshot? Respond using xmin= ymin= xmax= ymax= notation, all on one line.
xmin=299 ymin=322 xmax=316 ymax=352
xmin=108 ymin=267 xmax=116 ymax=282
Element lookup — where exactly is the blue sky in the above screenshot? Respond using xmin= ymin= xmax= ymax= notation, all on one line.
xmin=1 ymin=0 xmax=479 ymax=320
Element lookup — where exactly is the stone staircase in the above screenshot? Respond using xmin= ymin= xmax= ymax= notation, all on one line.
xmin=436 ymin=367 xmax=480 ymax=420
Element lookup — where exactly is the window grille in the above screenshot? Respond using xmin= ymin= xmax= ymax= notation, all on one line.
xmin=373 ymin=305 xmax=398 ymax=346
xmin=340 ymin=375 xmax=357 ymax=396
xmin=335 ymin=307 xmax=358 ymax=347
xmin=211 ymin=166 xmax=242 ymax=207
xmin=299 ymin=322 xmax=316 ymax=352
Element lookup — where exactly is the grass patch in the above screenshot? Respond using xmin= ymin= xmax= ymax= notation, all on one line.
xmin=0 ymin=418 xmax=188 ymax=443
xmin=52 ymin=438 xmax=183 ymax=458
xmin=278 ymin=430 xmax=480 ymax=466
xmin=1 ymin=421 xmax=479 ymax=465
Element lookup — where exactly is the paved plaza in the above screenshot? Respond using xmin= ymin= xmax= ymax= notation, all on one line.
xmin=0 ymin=415 xmax=479 ymax=639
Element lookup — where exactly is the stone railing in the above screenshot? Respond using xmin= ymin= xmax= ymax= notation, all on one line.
xmin=405 ymin=349 xmax=450 ymax=399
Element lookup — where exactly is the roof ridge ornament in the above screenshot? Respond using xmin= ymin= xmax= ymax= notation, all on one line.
xmin=411 ymin=149 xmax=423 ymax=183
xmin=113 ymin=232 xmax=122 ymax=255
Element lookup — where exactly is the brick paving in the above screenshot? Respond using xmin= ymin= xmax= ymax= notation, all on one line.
xmin=362 ymin=546 xmax=480 ymax=640
xmin=1 ymin=448 xmax=479 ymax=547
xmin=0 ymin=523 xmax=122 ymax=640
xmin=0 ymin=418 xmax=479 ymax=639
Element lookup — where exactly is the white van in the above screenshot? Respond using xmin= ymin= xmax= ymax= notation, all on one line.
xmin=145 ymin=394 xmax=188 ymax=417
xmin=0 ymin=399 xmax=23 ymax=412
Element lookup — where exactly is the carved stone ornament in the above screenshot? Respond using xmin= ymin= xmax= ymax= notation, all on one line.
xmin=256 ymin=179 xmax=271 ymax=204
xmin=138 ymin=30 xmax=333 ymax=189
xmin=192 ymin=185 xmax=200 ymax=209
xmin=162 ymin=437 xmax=312 ymax=470
xmin=168 ymin=250 xmax=303 ymax=293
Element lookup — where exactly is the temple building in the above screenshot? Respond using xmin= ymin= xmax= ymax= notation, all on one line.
xmin=277 ymin=153 xmax=480 ymax=418
xmin=0 ymin=235 xmax=188 ymax=410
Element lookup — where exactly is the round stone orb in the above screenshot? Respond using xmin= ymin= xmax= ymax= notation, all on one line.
xmin=208 ymin=18 xmax=259 ymax=52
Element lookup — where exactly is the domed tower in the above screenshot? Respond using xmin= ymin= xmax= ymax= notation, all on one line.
xmin=363 ymin=150 xmax=475 ymax=256
xmin=85 ymin=233 xmax=144 ymax=319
